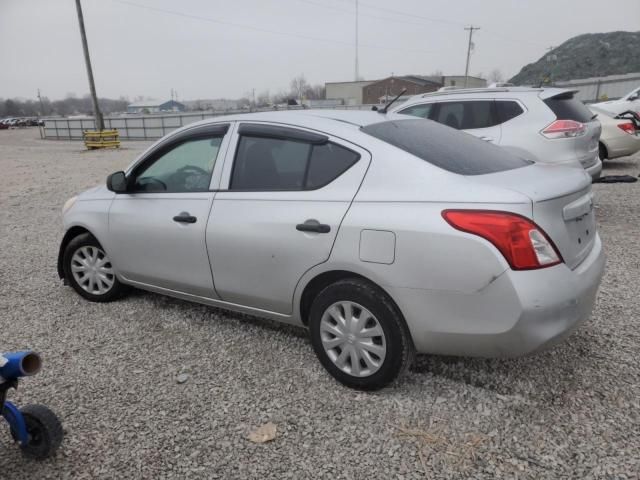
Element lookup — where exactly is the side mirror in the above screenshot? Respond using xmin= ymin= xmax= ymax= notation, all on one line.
xmin=106 ymin=171 xmax=128 ymax=193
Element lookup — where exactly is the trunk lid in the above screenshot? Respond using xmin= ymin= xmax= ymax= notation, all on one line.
xmin=471 ymin=164 xmax=596 ymax=270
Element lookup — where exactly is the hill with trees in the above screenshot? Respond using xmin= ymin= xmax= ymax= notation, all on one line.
xmin=509 ymin=31 xmax=640 ymax=85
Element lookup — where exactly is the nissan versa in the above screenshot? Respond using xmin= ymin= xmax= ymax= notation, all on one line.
xmin=58 ymin=110 xmax=605 ymax=390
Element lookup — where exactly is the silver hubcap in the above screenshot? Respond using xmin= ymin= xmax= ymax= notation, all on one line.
xmin=320 ymin=301 xmax=387 ymax=378
xmin=71 ymin=246 xmax=115 ymax=295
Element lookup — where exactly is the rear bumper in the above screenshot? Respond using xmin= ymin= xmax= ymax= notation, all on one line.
xmin=391 ymin=234 xmax=605 ymax=357
xmin=585 ymin=158 xmax=602 ymax=180
xmin=602 ymin=135 xmax=640 ymax=159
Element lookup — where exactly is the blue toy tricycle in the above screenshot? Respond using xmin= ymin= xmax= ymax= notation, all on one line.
xmin=1 ymin=351 xmax=63 ymax=459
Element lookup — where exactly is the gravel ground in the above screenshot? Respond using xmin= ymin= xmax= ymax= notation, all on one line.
xmin=0 ymin=128 xmax=639 ymax=479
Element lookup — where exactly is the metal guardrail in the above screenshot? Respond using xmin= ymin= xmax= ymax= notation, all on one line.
xmin=40 ymin=104 xmax=374 ymax=141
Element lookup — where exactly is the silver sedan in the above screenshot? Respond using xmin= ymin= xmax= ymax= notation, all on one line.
xmin=58 ymin=110 xmax=605 ymax=390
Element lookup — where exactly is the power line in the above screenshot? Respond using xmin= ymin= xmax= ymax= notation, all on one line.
xmin=292 ymin=0 xmax=459 ymax=29
xmin=354 ymin=0 xmax=359 ymax=81
xmin=109 ymin=0 xmax=439 ymax=55
xmin=333 ymin=0 xmax=467 ymax=27
xmin=294 ymin=0 xmax=548 ymax=49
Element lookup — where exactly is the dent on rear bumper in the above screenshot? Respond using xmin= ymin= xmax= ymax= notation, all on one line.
xmin=586 ymin=159 xmax=602 ymax=180
xmin=391 ymin=234 xmax=605 ymax=357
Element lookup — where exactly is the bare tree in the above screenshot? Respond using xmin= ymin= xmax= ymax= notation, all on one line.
xmin=256 ymin=90 xmax=271 ymax=107
xmin=290 ymin=74 xmax=310 ymax=102
xmin=488 ymin=69 xmax=504 ymax=83
xmin=303 ymin=84 xmax=326 ymax=100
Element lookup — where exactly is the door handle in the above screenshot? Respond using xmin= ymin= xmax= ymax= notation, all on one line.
xmin=296 ymin=219 xmax=331 ymax=234
xmin=173 ymin=213 xmax=197 ymax=224
xmin=480 ymin=136 xmax=494 ymax=142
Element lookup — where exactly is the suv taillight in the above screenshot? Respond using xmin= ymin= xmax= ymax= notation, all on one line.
xmin=617 ymin=122 xmax=636 ymax=135
xmin=442 ymin=210 xmax=562 ymax=270
xmin=541 ymin=119 xmax=586 ymax=139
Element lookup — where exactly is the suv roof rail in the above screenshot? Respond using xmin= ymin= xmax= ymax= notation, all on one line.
xmin=419 ymin=87 xmax=543 ymax=98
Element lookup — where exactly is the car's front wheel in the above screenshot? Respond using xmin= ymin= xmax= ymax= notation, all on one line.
xmin=63 ymin=233 xmax=126 ymax=302
xmin=309 ymin=278 xmax=414 ymax=390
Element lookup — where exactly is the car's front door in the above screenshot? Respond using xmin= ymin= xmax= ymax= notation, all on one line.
xmin=206 ymin=123 xmax=370 ymax=314
xmin=107 ymin=124 xmax=231 ymax=297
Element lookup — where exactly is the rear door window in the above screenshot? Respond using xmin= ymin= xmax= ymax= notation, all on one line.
xmin=495 ymin=101 xmax=524 ymax=123
xmin=230 ymin=131 xmax=359 ymax=191
xmin=543 ymin=93 xmax=593 ymax=122
xmin=435 ymin=102 xmax=464 ymax=129
xmin=306 ymin=143 xmax=360 ymax=189
xmin=361 ymin=118 xmax=531 ymax=175
xmin=434 ymin=101 xmax=499 ymax=130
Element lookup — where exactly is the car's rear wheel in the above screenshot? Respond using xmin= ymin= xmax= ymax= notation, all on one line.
xmin=63 ymin=233 xmax=126 ymax=302
xmin=308 ymin=278 xmax=414 ymax=390
xmin=599 ymin=142 xmax=608 ymax=161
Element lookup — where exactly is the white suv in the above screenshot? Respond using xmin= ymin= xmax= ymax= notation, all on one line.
xmin=390 ymin=87 xmax=602 ymax=180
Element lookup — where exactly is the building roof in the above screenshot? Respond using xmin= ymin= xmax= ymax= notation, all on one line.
xmin=365 ymin=75 xmax=442 ymax=87
xmin=127 ymin=99 xmax=183 ymax=108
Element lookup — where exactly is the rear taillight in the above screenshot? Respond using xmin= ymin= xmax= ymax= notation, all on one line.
xmin=541 ymin=119 xmax=586 ymax=139
xmin=442 ymin=210 xmax=562 ymax=270
xmin=617 ymin=122 xmax=636 ymax=135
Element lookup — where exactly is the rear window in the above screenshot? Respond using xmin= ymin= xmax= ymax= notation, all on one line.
xmin=361 ymin=118 xmax=532 ymax=176
xmin=543 ymin=93 xmax=593 ymax=122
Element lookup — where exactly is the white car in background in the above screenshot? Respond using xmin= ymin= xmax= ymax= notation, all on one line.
xmin=591 ymin=87 xmax=640 ymax=116
xmin=390 ymin=87 xmax=603 ymax=180
xmin=589 ymin=106 xmax=640 ymax=160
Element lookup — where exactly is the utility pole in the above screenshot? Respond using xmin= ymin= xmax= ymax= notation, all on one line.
xmin=37 ymin=89 xmax=45 ymax=116
xmin=354 ymin=0 xmax=359 ymax=81
xmin=463 ymin=25 xmax=480 ymax=88
xmin=546 ymin=46 xmax=557 ymax=85
xmin=75 ymin=0 xmax=104 ymax=130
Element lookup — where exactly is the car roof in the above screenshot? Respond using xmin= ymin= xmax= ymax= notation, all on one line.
xmin=180 ymin=109 xmax=403 ymax=135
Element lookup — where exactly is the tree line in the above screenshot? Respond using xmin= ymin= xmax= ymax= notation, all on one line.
xmin=1 ymin=74 xmax=326 ymax=118
xmin=0 ymin=95 xmax=129 ymax=118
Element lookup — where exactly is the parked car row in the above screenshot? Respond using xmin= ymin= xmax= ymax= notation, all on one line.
xmin=0 ymin=117 xmax=44 ymax=128
xmin=591 ymin=86 xmax=640 ymax=117
xmin=589 ymin=106 xmax=640 ymax=161
xmin=58 ymin=109 xmax=605 ymax=390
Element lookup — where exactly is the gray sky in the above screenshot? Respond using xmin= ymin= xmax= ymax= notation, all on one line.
xmin=1 ymin=0 xmax=639 ymax=101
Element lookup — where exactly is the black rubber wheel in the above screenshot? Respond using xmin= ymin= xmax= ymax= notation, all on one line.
xmin=63 ymin=233 xmax=127 ymax=302
xmin=19 ymin=404 xmax=63 ymax=460
xmin=599 ymin=142 xmax=608 ymax=161
xmin=309 ymin=278 xmax=414 ymax=391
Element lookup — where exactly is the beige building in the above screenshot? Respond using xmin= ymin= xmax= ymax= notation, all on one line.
xmin=325 ymin=80 xmax=377 ymax=105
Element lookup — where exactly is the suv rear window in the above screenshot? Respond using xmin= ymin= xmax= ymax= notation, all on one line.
xmin=543 ymin=93 xmax=593 ymax=123
xmin=361 ymin=119 xmax=531 ymax=175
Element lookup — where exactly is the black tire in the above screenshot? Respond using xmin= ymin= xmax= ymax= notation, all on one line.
xmin=599 ymin=142 xmax=608 ymax=161
xmin=309 ymin=278 xmax=414 ymax=391
xmin=19 ymin=404 xmax=63 ymax=460
xmin=63 ymin=233 xmax=127 ymax=302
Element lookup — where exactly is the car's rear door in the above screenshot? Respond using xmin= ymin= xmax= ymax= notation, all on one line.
xmin=107 ymin=124 xmax=231 ymax=297
xmin=431 ymin=100 xmax=502 ymax=144
xmin=206 ymin=122 xmax=370 ymax=314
